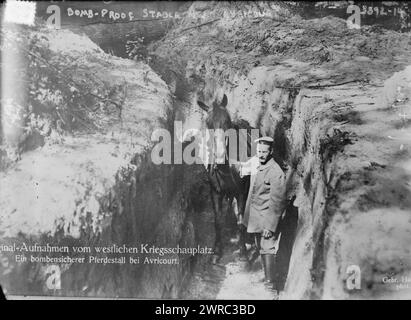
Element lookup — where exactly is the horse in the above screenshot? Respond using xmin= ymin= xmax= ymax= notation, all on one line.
xmin=196 ymin=94 xmax=253 ymax=264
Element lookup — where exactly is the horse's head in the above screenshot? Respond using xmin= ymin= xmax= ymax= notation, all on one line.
xmin=197 ymin=94 xmax=232 ymax=131
xmin=197 ymin=94 xmax=232 ymax=165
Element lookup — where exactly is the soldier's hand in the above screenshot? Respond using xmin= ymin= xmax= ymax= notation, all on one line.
xmin=262 ymin=229 xmax=273 ymax=239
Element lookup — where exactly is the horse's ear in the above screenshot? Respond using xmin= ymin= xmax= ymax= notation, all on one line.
xmin=221 ymin=94 xmax=228 ymax=108
xmin=197 ymin=100 xmax=209 ymax=112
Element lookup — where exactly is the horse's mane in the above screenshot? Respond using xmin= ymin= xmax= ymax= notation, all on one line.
xmin=232 ymin=118 xmax=253 ymax=132
xmin=231 ymin=119 xmax=254 ymax=163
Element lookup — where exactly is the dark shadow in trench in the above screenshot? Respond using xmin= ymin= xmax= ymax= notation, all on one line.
xmin=276 ymin=196 xmax=299 ymax=291
xmin=0 ymin=285 xmax=6 ymax=300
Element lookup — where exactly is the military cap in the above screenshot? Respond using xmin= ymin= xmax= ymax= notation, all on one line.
xmin=254 ymin=136 xmax=274 ymax=144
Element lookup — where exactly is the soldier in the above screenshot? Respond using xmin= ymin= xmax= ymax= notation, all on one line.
xmin=240 ymin=136 xmax=287 ymax=292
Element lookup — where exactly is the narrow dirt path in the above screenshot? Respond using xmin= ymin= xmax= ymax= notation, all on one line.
xmin=182 ymin=210 xmax=278 ymax=300
xmin=215 ymin=255 xmax=277 ymax=300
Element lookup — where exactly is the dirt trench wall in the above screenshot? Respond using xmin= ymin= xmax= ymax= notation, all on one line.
xmin=1 ymin=158 xmax=210 ymax=298
xmin=0 ymin=25 xmax=215 ymax=298
xmin=320 ymin=67 xmax=411 ymax=300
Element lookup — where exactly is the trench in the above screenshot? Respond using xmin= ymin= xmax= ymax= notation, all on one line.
xmin=72 ymin=11 xmax=307 ymax=298
xmin=1 ymin=29 xmax=304 ymax=298
xmin=0 ymin=18 xmax=340 ymax=300
xmin=132 ymin=53 xmax=306 ymax=298
xmin=2 ymin=2 xmax=411 ymax=300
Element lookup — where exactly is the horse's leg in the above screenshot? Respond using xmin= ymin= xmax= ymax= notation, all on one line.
xmin=229 ymin=197 xmax=240 ymax=243
xmin=212 ymin=192 xmax=224 ymax=264
xmin=236 ymin=193 xmax=248 ymax=261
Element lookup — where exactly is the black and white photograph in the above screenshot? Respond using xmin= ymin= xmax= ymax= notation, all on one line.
xmin=0 ymin=0 xmax=411 ymax=301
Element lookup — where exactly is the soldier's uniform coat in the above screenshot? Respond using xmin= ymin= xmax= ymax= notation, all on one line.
xmin=241 ymin=157 xmax=287 ymax=234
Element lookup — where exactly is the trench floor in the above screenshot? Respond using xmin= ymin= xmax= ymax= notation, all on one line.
xmin=182 ymin=210 xmax=279 ymax=300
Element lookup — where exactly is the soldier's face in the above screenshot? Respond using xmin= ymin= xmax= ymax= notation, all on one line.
xmin=256 ymin=143 xmax=271 ymax=164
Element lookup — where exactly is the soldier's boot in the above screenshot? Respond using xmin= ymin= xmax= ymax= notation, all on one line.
xmin=262 ymin=254 xmax=277 ymax=291
xmin=258 ymin=254 xmax=267 ymax=282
